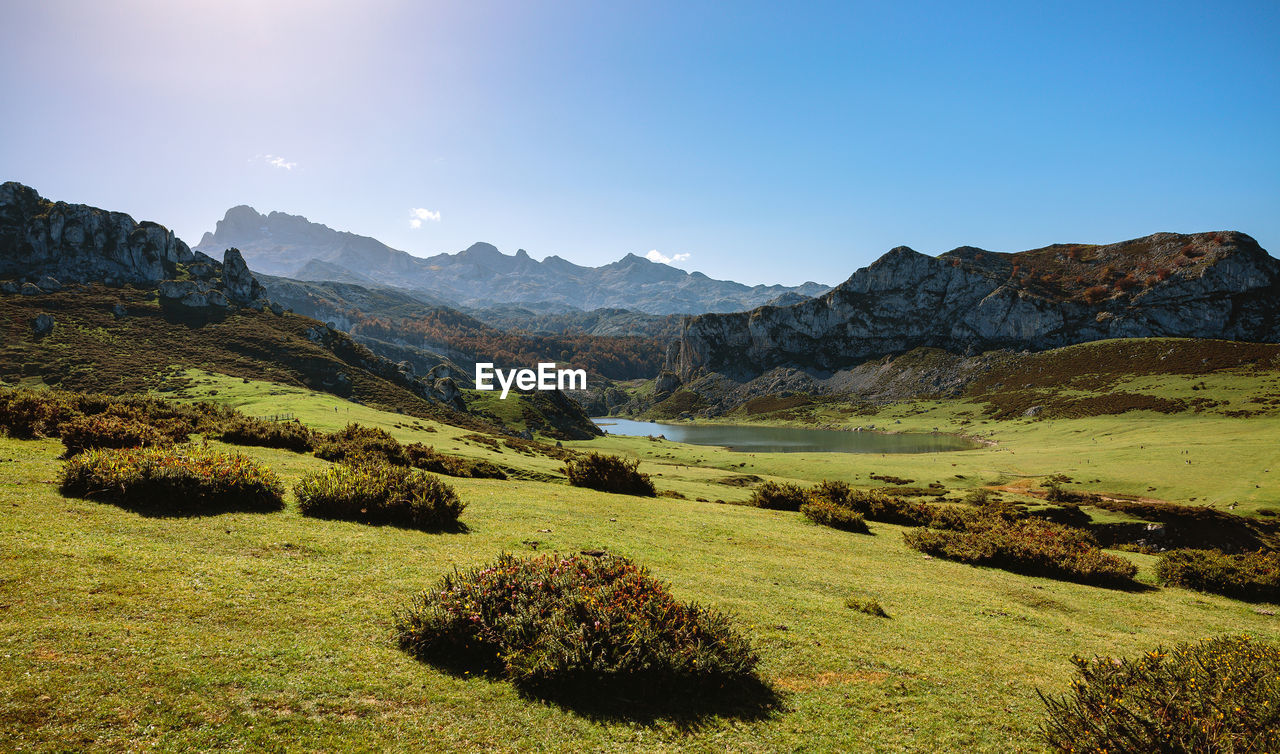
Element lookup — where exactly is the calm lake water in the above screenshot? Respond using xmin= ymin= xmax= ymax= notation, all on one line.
xmin=592 ymin=418 xmax=980 ymax=454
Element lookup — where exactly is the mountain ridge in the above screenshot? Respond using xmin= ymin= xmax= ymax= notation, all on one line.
xmin=665 ymin=231 xmax=1280 ymax=392
xmin=196 ymin=205 xmax=829 ymax=315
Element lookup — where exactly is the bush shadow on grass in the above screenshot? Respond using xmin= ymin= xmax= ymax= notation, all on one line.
xmin=298 ymin=509 xmax=472 ymax=534
xmin=60 ymin=488 xmax=286 ymax=519
xmin=420 ymin=658 xmax=783 ymax=727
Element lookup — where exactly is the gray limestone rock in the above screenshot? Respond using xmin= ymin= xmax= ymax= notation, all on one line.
xmin=32 ymin=313 xmax=55 ymax=336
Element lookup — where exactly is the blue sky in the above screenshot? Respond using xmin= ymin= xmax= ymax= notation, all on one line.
xmin=2 ymin=0 xmax=1277 ymax=286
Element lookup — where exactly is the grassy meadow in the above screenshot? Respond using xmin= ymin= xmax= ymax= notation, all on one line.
xmin=2 ymin=367 xmax=1279 ymax=751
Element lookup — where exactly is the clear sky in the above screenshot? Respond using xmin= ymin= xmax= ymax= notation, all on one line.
xmin=2 ymin=0 xmax=1277 ymax=286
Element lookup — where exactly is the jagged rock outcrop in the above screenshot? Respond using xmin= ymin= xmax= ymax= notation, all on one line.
xmin=669 ymin=232 xmax=1280 ymax=384
xmin=222 ymin=248 xmax=265 ymax=304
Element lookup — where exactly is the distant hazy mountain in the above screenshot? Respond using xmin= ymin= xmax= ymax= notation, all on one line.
xmin=196 ymin=206 xmax=829 ymax=315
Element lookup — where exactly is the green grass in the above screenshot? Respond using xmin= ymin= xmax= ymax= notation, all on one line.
xmin=4 ymin=371 xmax=1280 ymax=751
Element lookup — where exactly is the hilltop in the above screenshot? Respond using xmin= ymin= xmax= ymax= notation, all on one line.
xmin=196 ymin=205 xmax=829 ymax=315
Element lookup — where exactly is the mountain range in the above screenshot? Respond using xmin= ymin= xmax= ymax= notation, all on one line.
xmin=195 ymin=206 xmax=829 ymax=315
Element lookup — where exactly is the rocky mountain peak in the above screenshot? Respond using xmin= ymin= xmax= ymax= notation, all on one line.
xmin=669 ymin=231 xmax=1280 ymax=384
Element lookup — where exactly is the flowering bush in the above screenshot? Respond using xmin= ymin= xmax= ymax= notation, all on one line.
xmin=1156 ymin=549 xmax=1280 ymax=602
xmin=295 ymin=463 xmax=463 ymax=530
xmin=562 ymin=452 xmax=655 ymax=496
xmin=1039 ymin=635 xmax=1280 ymax=752
xmin=60 ymin=446 xmax=285 ymax=513
xmin=904 ymin=517 xmax=1138 ymax=588
xmin=748 ymin=480 xmax=807 ymax=511
xmin=394 ymin=553 xmax=761 ymax=707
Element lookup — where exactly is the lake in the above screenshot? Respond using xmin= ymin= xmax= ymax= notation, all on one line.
xmin=592 ymin=418 xmax=981 ymax=454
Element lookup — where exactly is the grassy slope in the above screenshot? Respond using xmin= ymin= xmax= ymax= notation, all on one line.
xmin=627 ymin=339 xmax=1280 ymax=516
xmin=3 ymin=372 xmax=1279 ymax=752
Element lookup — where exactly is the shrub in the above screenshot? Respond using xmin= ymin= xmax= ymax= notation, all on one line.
xmin=1082 ymin=285 xmax=1110 ymax=304
xmin=0 ymin=388 xmax=78 ymax=438
xmin=314 ymin=423 xmax=408 ymax=466
xmin=60 ymin=447 xmax=285 ymax=514
xmin=295 ymin=464 xmax=464 ymax=530
xmin=748 ymin=481 xmax=808 ymax=511
xmin=801 ymin=500 xmax=869 ymax=533
xmin=1156 ymin=549 xmax=1280 ymax=602
xmin=1039 ymin=635 xmax=1280 ymax=753
xmin=562 ymin=452 xmax=655 ymax=496
xmin=404 ymin=443 xmax=507 ymax=480
xmin=219 ymin=416 xmax=315 ymax=452
xmin=394 ymin=553 xmax=762 ymax=707
xmin=58 ymin=413 xmax=172 ymax=456
xmin=801 ymin=480 xmax=940 ymax=526
xmin=807 ymin=479 xmax=854 ymax=505
xmin=904 ymin=518 xmax=1139 ymax=588
xmin=850 ymin=489 xmax=936 ymax=527
xmin=845 ymin=597 xmax=890 ymax=618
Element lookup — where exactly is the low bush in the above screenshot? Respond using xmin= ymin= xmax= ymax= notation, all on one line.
xmin=845 ymin=597 xmax=890 ymax=618
xmin=748 ymin=481 xmax=808 ymax=511
xmin=904 ymin=517 xmax=1139 ymax=588
xmin=58 ymin=413 xmax=172 ymax=456
xmin=219 ymin=416 xmax=315 ymax=452
xmin=404 ymin=443 xmax=507 ymax=480
xmin=800 ymin=479 xmax=942 ymax=526
xmin=1156 ymin=549 xmax=1280 ymax=602
xmin=850 ymin=489 xmax=936 ymax=527
xmin=0 ymin=387 xmax=78 ymax=438
xmin=394 ymin=553 xmax=763 ymax=708
xmin=562 ymin=452 xmax=655 ymax=496
xmin=314 ymin=423 xmax=408 ymax=465
xmin=0 ymin=386 xmax=227 ymax=442
xmin=1039 ymin=635 xmax=1280 ymax=752
xmin=295 ymin=464 xmax=464 ymax=530
xmin=801 ymin=500 xmax=869 ymax=533
xmin=60 ymin=447 xmax=285 ymax=514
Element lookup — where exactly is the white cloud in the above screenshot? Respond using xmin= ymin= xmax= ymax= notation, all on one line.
xmin=645 ymin=249 xmax=691 ymax=265
xmin=409 ymin=207 xmax=441 ymax=229
xmin=256 ymin=154 xmax=297 ymax=170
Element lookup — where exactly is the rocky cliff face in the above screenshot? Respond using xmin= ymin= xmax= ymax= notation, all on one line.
xmin=669 ymin=232 xmax=1280 ymax=383
xmin=0 ymin=182 xmax=270 ymax=310
xmin=0 ymin=182 xmax=194 ymax=285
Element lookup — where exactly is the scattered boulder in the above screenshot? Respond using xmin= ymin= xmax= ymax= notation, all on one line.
xmin=31 ymin=313 xmax=55 ymax=336
xmin=36 ymin=275 xmax=61 ymax=292
xmin=111 ymin=303 xmax=128 ymax=319
xmin=0 ymin=280 xmax=18 ymax=294
xmin=1023 ymin=405 xmax=1043 ymax=418
xmin=19 ymin=283 xmax=40 ymax=296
